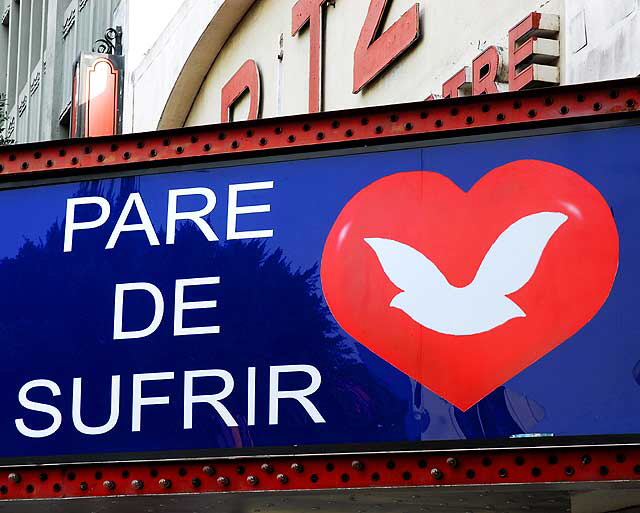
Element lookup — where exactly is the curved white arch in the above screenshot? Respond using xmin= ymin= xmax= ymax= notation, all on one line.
xmin=129 ymin=0 xmax=255 ymax=131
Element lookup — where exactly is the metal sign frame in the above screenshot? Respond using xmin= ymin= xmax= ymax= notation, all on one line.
xmin=0 ymin=78 xmax=639 ymax=502
xmin=0 ymin=444 xmax=638 ymax=501
xmin=0 ymin=78 xmax=637 ymax=182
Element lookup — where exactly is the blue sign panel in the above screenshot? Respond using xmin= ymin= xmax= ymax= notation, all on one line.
xmin=0 ymin=124 xmax=638 ymax=462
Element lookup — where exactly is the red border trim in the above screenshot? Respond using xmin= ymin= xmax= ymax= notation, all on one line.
xmin=0 ymin=445 xmax=638 ymax=500
xmin=1 ymin=78 xmax=638 ymax=179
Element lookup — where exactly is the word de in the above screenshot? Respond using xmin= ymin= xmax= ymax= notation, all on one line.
xmin=114 ymin=276 xmax=220 ymax=340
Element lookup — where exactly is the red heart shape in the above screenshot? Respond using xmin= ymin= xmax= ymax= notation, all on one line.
xmin=321 ymin=160 xmax=619 ymax=411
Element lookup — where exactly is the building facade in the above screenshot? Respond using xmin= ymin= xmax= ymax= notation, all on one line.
xmin=127 ymin=0 xmax=640 ymax=133
xmin=0 ymin=0 xmax=125 ymax=144
xmin=2 ymin=0 xmax=639 ymax=144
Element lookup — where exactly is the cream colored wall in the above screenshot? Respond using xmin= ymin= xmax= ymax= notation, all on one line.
xmin=185 ymin=0 xmax=564 ymax=127
xmin=127 ymin=0 xmax=256 ymax=133
xmin=565 ymin=0 xmax=640 ymax=84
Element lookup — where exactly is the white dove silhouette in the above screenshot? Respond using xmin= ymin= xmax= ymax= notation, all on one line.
xmin=365 ymin=212 xmax=568 ymax=336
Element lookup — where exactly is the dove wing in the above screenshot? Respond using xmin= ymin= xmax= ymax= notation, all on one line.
xmin=364 ymin=237 xmax=450 ymax=292
xmin=472 ymin=211 xmax=568 ymax=295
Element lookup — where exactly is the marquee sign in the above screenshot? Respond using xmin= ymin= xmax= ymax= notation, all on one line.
xmin=0 ymin=113 xmax=638 ymax=464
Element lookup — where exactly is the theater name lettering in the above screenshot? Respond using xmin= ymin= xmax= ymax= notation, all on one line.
xmin=221 ymin=3 xmax=560 ymax=122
